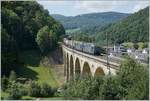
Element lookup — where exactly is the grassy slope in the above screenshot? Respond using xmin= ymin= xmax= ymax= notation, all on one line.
xmin=1 ymin=91 xmax=9 ymax=99
xmin=51 ymin=65 xmax=65 ymax=86
xmin=1 ymin=50 xmax=64 ymax=100
xmin=27 ymin=66 xmax=58 ymax=87
xmin=17 ymin=50 xmax=59 ymax=88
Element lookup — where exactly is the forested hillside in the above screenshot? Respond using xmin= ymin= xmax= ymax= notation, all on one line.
xmin=52 ymin=12 xmax=130 ymax=32
xmin=1 ymin=1 xmax=65 ymax=76
xmin=70 ymin=7 xmax=149 ymax=46
xmin=94 ymin=7 xmax=149 ymax=45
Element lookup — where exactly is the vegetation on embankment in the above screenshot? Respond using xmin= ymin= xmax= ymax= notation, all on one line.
xmin=1 ymin=49 xmax=64 ymax=100
xmin=1 ymin=1 xmax=65 ymax=76
xmin=62 ymin=58 xmax=149 ymax=100
xmin=1 ymin=1 xmax=65 ymax=100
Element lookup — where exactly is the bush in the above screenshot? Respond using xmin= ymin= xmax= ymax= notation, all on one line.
xmin=133 ymin=43 xmax=139 ymax=49
xmin=40 ymin=83 xmax=54 ymax=97
xmin=63 ymin=75 xmax=104 ymax=100
xmin=7 ymin=82 xmax=22 ymax=100
xmin=1 ymin=76 xmax=9 ymax=91
xmin=28 ymin=81 xmax=55 ymax=97
xmin=28 ymin=81 xmax=41 ymax=97
xmin=99 ymin=76 xmax=123 ymax=100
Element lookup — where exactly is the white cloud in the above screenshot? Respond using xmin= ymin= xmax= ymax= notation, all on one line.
xmin=74 ymin=1 xmax=149 ymax=13
xmin=37 ymin=0 xmax=150 ymax=16
xmin=74 ymin=1 xmax=114 ymax=12
xmin=132 ymin=1 xmax=150 ymax=12
xmin=37 ymin=1 xmax=66 ymax=6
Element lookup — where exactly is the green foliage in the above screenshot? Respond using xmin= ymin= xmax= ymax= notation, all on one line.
xmin=95 ymin=7 xmax=148 ymax=45
xmin=7 ymin=82 xmax=23 ymax=100
xmin=139 ymin=42 xmax=148 ymax=49
xmin=1 ymin=76 xmax=10 ymax=91
xmin=28 ymin=81 xmax=41 ymax=97
xmin=99 ymin=76 xmax=123 ymax=100
xmin=28 ymin=81 xmax=56 ymax=97
xmin=1 ymin=26 xmax=19 ymax=76
xmin=40 ymin=83 xmax=55 ymax=97
xmin=1 ymin=91 xmax=9 ymax=100
xmin=133 ymin=43 xmax=139 ymax=49
xmin=123 ymin=42 xmax=148 ymax=49
xmin=1 ymin=76 xmax=56 ymax=100
xmin=63 ymin=58 xmax=149 ymax=100
xmin=52 ymin=12 xmax=129 ymax=31
xmin=62 ymin=7 xmax=148 ymax=46
xmin=72 ymin=33 xmax=95 ymax=42
xmin=117 ymin=57 xmax=149 ymax=100
xmin=9 ymin=70 xmax=17 ymax=81
xmin=1 ymin=1 xmax=65 ymax=76
xmin=122 ymin=42 xmax=133 ymax=48
xmin=36 ymin=26 xmax=57 ymax=53
xmin=63 ymin=75 xmax=104 ymax=100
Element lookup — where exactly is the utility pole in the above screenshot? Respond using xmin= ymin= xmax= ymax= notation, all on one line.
xmin=106 ymin=32 xmax=111 ymax=75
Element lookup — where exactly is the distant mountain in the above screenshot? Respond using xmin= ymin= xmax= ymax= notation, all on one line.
xmin=94 ymin=7 xmax=149 ymax=45
xmin=51 ymin=12 xmax=130 ymax=31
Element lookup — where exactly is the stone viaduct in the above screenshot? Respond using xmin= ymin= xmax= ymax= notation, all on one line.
xmin=62 ymin=44 xmax=120 ymax=81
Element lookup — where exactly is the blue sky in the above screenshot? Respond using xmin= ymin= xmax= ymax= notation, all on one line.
xmin=37 ymin=0 xmax=150 ymax=16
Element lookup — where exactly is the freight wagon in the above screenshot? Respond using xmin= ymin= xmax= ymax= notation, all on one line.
xmin=64 ymin=38 xmax=101 ymax=55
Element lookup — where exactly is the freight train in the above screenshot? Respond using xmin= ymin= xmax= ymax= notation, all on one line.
xmin=63 ymin=38 xmax=103 ymax=55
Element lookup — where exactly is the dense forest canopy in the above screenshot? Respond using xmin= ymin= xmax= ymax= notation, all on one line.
xmin=52 ymin=12 xmax=130 ymax=32
xmin=95 ymin=7 xmax=149 ymax=45
xmin=1 ymin=1 xmax=65 ymax=76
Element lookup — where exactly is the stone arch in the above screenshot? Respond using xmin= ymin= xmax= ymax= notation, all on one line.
xmin=82 ymin=62 xmax=91 ymax=76
xmin=70 ymin=55 xmax=74 ymax=80
xmin=64 ymin=52 xmax=66 ymax=76
xmin=94 ymin=67 xmax=105 ymax=76
xmin=66 ymin=53 xmax=69 ymax=81
xmin=75 ymin=58 xmax=81 ymax=76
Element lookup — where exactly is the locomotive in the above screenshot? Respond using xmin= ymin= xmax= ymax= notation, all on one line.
xmin=63 ymin=38 xmax=102 ymax=55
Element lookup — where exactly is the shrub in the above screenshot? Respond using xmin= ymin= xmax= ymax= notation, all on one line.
xmin=40 ymin=83 xmax=54 ymax=97
xmin=28 ymin=81 xmax=55 ymax=97
xmin=99 ymin=76 xmax=122 ymax=100
xmin=1 ymin=76 xmax=9 ymax=91
xmin=133 ymin=43 xmax=139 ymax=49
xmin=63 ymin=75 xmax=104 ymax=100
xmin=28 ymin=81 xmax=41 ymax=97
xmin=7 ymin=82 xmax=22 ymax=100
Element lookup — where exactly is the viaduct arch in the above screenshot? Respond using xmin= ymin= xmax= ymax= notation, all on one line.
xmin=62 ymin=45 xmax=120 ymax=81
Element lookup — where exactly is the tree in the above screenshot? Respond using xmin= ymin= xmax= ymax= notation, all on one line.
xmin=133 ymin=43 xmax=139 ymax=49
xmin=1 ymin=26 xmax=19 ymax=76
xmin=117 ymin=57 xmax=149 ymax=100
xmin=1 ymin=1 xmax=66 ymax=77
xmin=1 ymin=76 xmax=9 ymax=91
xmin=100 ymin=76 xmax=121 ymax=100
xmin=142 ymin=42 xmax=148 ymax=49
xmin=36 ymin=26 xmax=57 ymax=53
xmin=8 ymin=82 xmax=22 ymax=100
